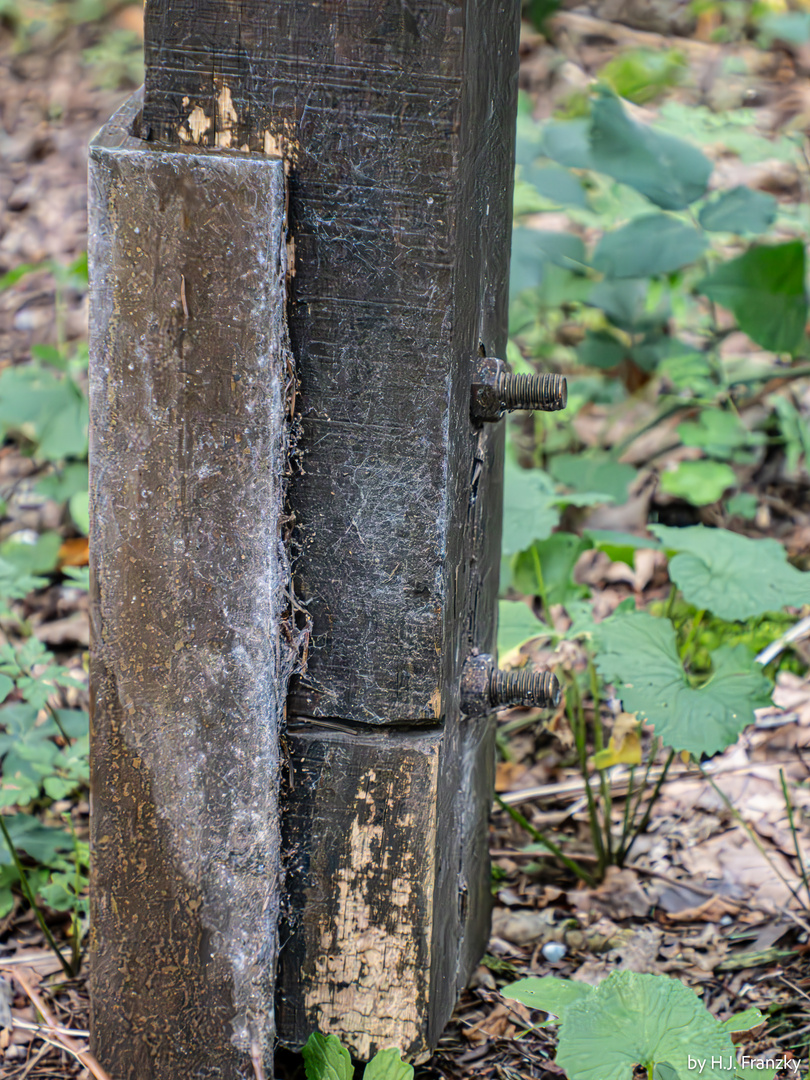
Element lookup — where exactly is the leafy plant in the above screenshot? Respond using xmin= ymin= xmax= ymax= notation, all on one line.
xmin=502 ymin=971 xmax=771 ymax=1080
xmin=302 ymin=1032 xmax=413 ymax=1080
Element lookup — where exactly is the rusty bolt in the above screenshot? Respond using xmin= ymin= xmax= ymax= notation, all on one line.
xmin=460 ymin=653 xmax=561 ymax=716
xmin=471 ymin=356 xmax=567 ymax=423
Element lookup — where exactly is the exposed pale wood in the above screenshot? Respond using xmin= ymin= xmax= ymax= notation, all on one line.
xmin=88 ymin=92 xmax=292 ymax=1079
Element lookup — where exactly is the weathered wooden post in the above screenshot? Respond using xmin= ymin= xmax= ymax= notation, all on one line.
xmin=89 ymin=0 xmax=565 ymax=1075
xmin=88 ymin=94 xmax=294 ymax=1077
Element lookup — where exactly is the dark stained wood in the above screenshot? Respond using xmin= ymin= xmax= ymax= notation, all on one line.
xmin=88 ymin=92 xmax=293 ymax=1079
xmin=142 ymin=0 xmax=519 ymax=726
xmin=135 ymin=0 xmax=520 ymax=1056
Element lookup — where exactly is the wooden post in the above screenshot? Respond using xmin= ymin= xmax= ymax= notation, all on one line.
xmin=90 ymin=0 xmax=525 ymax=1070
xmin=88 ymin=93 xmax=293 ymax=1078
xmin=139 ymin=0 xmax=522 ymax=1061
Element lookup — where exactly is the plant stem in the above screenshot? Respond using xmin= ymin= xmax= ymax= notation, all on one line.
xmin=567 ymin=672 xmax=606 ymax=873
xmin=530 ymin=543 xmax=550 ymax=621
xmin=495 ymin=795 xmax=594 ymax=886
xmin=664 ymin=584 xmax=678 ymax=621
xmin=0 ymin=814 xmax=75 ymax=979
xmin=700 ymin=764 xmax=807 ymax=911
xmin=622 ymin=749 xmax=675 ymax=865
xmin=779 ymin=769 xmax=810 ymax=904
xmin=619 ymin=765 xmax=636 ymax=863
xmin=588 ymin=655 xmax=614 ymax=866
xmin=680 ymin=609 xmax=705 ymax=668
xmin=617 ymin=741 xmax=658 ymax=865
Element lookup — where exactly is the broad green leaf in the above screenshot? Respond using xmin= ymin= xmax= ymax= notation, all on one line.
xmin=577 ymin=331 xmax=626 ymax=369
xmin=585 ymin=529 xmax=660 ymax=568
xmin=549 ymin=453 xmax=635 ymax=505
xmin=599 ymin=48 xmax=686 ymax=106
xmin=589 ymin=87 xmax=712 ymax=210
xmin=653 ymin=1064 xmax=681 ymax=1080
xmin=720 ymin=1008 xmax=765 ymax=1034
xmin=541 ymin=118 xmax=593 ymax=170
xmin=697 ymin=242 xmax=808 ymax=355
xmin=595 ymin=611 xmax=772 ymax=755
xmin=302 ymin=1032 xmax=353 ymax=1080
xmin=677 ymin=411 xmax=765 ymax=463
xmin=759 ymin=11 xmax=810 ymax=44
xmin=659 ymin=460 xmax=737 ymax=506
xmin=69 ymin=491 xmax=90 ymax=535
xmin=363 ymin=1048 xmax=414 ymax=1080
xmin=497 ymin=600 xmax=549 ymax=656
xmin=503 ymin=976 xmax=592 ymax=1021
xmin=651 ymin=525 xmax=810 ymax=620
xmin=510 ymin=228 xmax=588 ymax=298
xmin=0 ymin=813 xmax=76 ymax=865
xmin=588 ymin=278 xmax=670 ymax=332
xmin=35 ymin=463 xmax=89 ymax=502
xmin=698 ymin=187 xmax=777 ymax=235
xmin=725 ymin=492 xmax=758 ymax=520
xmin=502 ymin=463 xmax=559 ymax=556
xmin=0 ymin=366 xmax=88 ymax=461
xmin=0 ymin=531 xmax=62 ymax=575
xmin=556 ymin=971 xmax=737 ymax=1080
xmin=0 ymin=675 xmax=11 ymax=706
xmin=593 ymin=215 xmax=707 ymax=279
xmin=524 ymin=162 xmax=588 ymax=208
xmin=512 ymin=534 xmax=592 ymax=608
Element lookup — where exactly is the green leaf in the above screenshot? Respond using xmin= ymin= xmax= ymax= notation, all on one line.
xmin=0 ymin=366 xmax=88 ymax=461
xmin=698 ymin=188 xmax=777 ymax=235
xmin=758 ymin=12 xmax=810 ymax=45
xmin=0 ymin=814 xmax=76 ymax=865
xmin=502 ymin=463 xmax=559 ymax=556
xmin=677 ymin=411 xmax=765 ymax=463
xmin=0 ymin=532 xmax=62 ymax=576
xmin=725 ymin=493 xmax=758 ymax=520
xmin=651 ymin=525 xmax=810 ymax=620
xmin=548 ymin=453 xmax=636 ymax=505
xmin=524 ymin=162 xmax=588 ymax=209
xmin=69 ymin=491 xmax=90 ymax=535
xmin=697 ymin=242 xmax=808 ymax=355
xmin=0 ymin=675 xmax=11 ymax=706
xmin=556 ymin=971 xmax=737 ymax=1080
xmin=588 ymin=278 xmax=670 ymax=333
xmin=589 ymin=87 xmax=712 ymax=211
xmin=498 ymin=600 xmax=549 ymax=656
xmin=363 ymin=1048 xmax=414 ymax=1080
xmin=510 ymin=228 xmax=588 ymax=297
xmin=595 ymin=611 xmax=772 ymax=755
xmin=541 ymin=119 xmax=593 ymax=170
xmin=302 ymin=1032 xmax=354 ymax=1080
xmin=719 ymin=1008 xmax=765 ymax=1034
xmin=659 ymin=460 xmax=737 ymax=506
xmin=502 ymin=976 xmax=592 ymax=1021
xmin=577 ymin=331 xmax=626 ymax=369
xmin=512 ymin=534 xmax=592 ymax=608
xmin=653 ymin=1065 xmax=681 ymax=1080
xmin=593 ymin=215 xmax=707 ymax=279
xmin=35 ymin=464 xmax=89 ymax=502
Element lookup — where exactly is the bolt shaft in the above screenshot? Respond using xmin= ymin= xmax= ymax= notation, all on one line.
xmin=489 ymin=668 xmax=561 ymax=710
xmin=497 ymin=371 xmax=567 ymax=413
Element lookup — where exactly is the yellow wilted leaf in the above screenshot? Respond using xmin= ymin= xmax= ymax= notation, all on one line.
xmin=680 ymin=750 xmax=691 ymax=766
xmin=591 ymin=713 xmax=642 ymax=769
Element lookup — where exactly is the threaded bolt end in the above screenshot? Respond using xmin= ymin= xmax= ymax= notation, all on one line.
xmin=497 ymin=372 xmax=567 ymax=413
xmin=489 ymin=668 xmax=561 ymax=710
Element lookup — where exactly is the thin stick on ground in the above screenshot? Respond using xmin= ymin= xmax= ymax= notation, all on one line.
xmin=6 ymin=966 xmax=112 ymax=1080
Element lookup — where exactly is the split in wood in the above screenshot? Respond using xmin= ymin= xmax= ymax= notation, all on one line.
xmin=471 ymin=356 xmax=567 ymax=423
xmin=460 ymin=653 xmax=561 ymax=716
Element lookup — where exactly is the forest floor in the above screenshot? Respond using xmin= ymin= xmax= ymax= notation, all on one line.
xmin=0 ymin=2 xmax=809 ymax=1079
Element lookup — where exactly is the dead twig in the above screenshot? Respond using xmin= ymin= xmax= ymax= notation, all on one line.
xmin=4 ymin=967 xmax=111 ymax=1080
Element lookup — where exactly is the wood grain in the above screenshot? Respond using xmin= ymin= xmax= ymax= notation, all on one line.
xmin=88 ymin=93 xmax=292 ymax=1080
